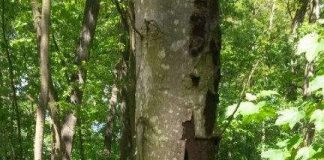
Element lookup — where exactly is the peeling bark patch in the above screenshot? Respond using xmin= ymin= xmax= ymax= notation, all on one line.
xmin=181 ymin=117 xmax=219 ymax=160
xmin=189 ymin=0 xmax=207 ymax=57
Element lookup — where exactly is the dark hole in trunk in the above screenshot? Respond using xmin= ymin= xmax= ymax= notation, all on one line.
xmin=190 ymin=74 xmax=200 ymax=87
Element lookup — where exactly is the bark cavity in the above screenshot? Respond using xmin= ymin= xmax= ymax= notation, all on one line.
xmin=190 ymin=74 xmax=200 ymax=87
xmin=181 ymin=117 xmax=220 ymax=160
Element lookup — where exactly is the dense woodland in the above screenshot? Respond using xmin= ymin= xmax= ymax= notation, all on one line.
xmin=0 ymin=0 xmax=323 ymax=160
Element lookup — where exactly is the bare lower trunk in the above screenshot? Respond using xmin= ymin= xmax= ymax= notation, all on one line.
xmin=33 ymin=0 xmax=51 ymax=159
xmin=61 ymin=113 xmax=77 ymax=160
xmin=34 ymin=106 xmax=46 ymax=160
xmin=134 ymin=0 xmax=221 ymax=159
xmin=49 ymin=87 xmax=64 ymax=160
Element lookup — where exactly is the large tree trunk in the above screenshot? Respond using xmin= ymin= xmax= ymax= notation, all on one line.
xmin=1 ymin=0 xmax=23 ymax=159
xmin=134 ymin=0 xmax=221 ymax=159
xmin=62 ymin=0 xmax=100 ymax=159
xmin=33 ymin=0 xmax=51 ymax=159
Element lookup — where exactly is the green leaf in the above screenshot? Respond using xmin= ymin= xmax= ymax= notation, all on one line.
xmin=309 ymin=75 xmax=324 ymax=95
xmin=310 ymin=109 xmax=324 ymax=131
xmin=296 ymin=33 xmax=324 ymax=62
xmin=275 ymin=108 xmax=305 ymax=129
xmin=261 ymin=149 xmax=286 ymax=160
xmin=296 ymin=146 xmax=316 ymax=160
xmin=245 ymin=93 xmax=257 ymax=101
xmin=225 ymin=104 xmax=237 ymax=118
xmin=225 ymin=102 xmax=259 ymax=118
xmin=257 ymin=90 xmax=278 ymax=98
xmin=239 ymin=102 xmax=259 ymax=116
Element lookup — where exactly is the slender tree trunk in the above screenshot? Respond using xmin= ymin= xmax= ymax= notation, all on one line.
xmin=1 ymin=0 xmax=23 ymax=159
xmin=104 ymin=85 xmax=118 ymax=159
xmin=33 ymin=0 xmax=51 ymax=159
xmin=48 ymin=85 xmax=64 ymax=160
xmin=31 ymin=1 xmax=65 ymax=159
xmin=286 ymin=0 xmax=310 ymax=101
xmin=291 ymin=0 xmax=309 ymax=35
xmin=62 ymin=0 xmax=100 ymax=159
xmin=134 ymin=0 xmax=221 ymax=159
xmin=302 ymin=0 xmax=319 ymax=146
xmin=111 ymin=1 xmax=137 ymax=159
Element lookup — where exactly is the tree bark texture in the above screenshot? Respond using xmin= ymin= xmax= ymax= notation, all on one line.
xmin=33 ymin=0 xmax=51 ymax=159
xmin=134 ymin=0 xmax=221 ymax=159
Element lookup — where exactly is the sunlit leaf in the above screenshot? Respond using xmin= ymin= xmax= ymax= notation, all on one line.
xmin=309 ymin=75 xmax=324 ymax=95
xmin=257 ymin=90 xmax=278 ymax=98
xmin=310 ymin=109 xmax=324 ymax=131
xmin=296 ymin=33 xmax=324 ymax=62
xmin=245 ymin=93 xmax=257 ymax=101
xmin=239 ymin=102 xmax=259 ymax=115
xmin=275 ymin=108 xmax=305 ymax=129
xmin=296 ymin=146 xmax=316 ymax=160
xmin=225 ymin=102 xmax=259 ymax=118
xmin=261 ymin=149 xmax=286 ymax=160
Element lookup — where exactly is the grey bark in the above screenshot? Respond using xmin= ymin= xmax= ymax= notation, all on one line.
xmin=62 ymin=0 xmax=100 ymax=159
xmin=134 ymin=0 xmax=221 ymax=159
xmin=33 ymin=0 xmax=51 ymax=159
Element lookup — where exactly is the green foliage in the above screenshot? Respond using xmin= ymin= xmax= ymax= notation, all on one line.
xmin=275 ymin=108 xmax=305 ymax=129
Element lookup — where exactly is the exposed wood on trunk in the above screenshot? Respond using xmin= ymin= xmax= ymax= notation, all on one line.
xmin=1 ymin=0 xmax=23 ymax=158
xmin=134 ymin=0 xmax=221 ymax=159
xmin=62 ymin=0 xmax=100 ymax=159
xmin=33 ymin=0 xmax=51 ymax=159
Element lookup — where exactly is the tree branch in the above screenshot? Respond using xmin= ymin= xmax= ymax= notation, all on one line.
xmin=220 ymin=60 xmax=260 ymax=136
